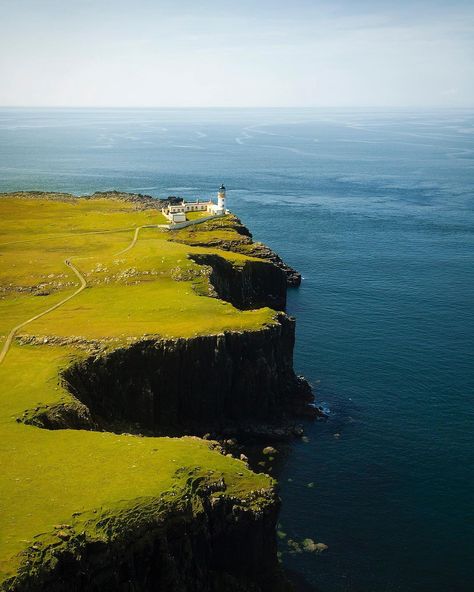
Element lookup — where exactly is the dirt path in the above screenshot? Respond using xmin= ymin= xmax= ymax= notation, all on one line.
xmin=0 ymin=224 xmax=158 ymax=366
xmin=114 ymin=225 xmax=158 ymax=256
xmin=0 ymin=260 xmax=87 ymax=365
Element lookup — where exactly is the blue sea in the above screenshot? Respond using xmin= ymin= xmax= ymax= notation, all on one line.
xmin=0 ymin=108 xmax=473 ymax=592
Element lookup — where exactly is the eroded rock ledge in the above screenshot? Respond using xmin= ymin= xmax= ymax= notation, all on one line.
xmin=27 ymin=314 xmax=314 ymax=438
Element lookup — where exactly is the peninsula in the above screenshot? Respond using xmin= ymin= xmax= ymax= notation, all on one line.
xmin=0 ymin=189 xmax=312 ymax=591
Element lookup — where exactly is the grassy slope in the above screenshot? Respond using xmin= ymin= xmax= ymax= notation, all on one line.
xmin=168 ymin=214 xmax=264 ymax=257
xmin=185 ymin=210 xmax=211 ymax=221
xmin=0 ymin=195 xmax=274 ymax=584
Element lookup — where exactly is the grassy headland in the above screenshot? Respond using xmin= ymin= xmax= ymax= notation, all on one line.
xmin=0 ymin=193 xmax=278 ymax=587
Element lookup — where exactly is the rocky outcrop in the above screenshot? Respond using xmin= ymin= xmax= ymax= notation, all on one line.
xmin=21 ymin=399 xmax=96 ymax=431
xmin=190 ymin=253 xmax=287 ymax=311
xmin=0 ymin=190 xmax=179 ymax=211
xmin=3 ymin=477 xmax=291 ymax=592
xmin=57 ymin=314 xmax=313 ymax=437
xmin=89 ymin=190 xmax=182 ymax=210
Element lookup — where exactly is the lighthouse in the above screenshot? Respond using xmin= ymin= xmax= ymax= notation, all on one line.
xmin=217 ymin=184 xmax=226 ymax=213
xmin=161 ymin=183 xmax=228 ymax=222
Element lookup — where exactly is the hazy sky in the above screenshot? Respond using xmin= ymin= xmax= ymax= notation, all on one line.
xmin=1 ymin=0 xmax=473 ymax=107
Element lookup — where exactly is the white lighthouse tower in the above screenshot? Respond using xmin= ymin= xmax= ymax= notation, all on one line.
xmin=217 ymin=183 xmax=226 ymax=213
xmin=205 ymin=183 xmax=227 ymax=216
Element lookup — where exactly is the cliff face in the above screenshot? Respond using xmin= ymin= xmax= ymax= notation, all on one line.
xmin=5 ymin=480 xmax=290 ymax=592
xmin=58 ymin=314 xmax=311 ymax=437
xmin=238 ymin=243 xmax=302 ymax=288
xmin=190 ymin=253 xmax=287 ymax=311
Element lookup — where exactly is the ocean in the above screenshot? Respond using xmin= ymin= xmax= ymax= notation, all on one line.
xmin=0 ymin=107 xmax=473 ymax=592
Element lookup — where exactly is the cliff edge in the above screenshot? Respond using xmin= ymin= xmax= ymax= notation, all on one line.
xmin=170 ymin=214 xmax=302 ymax=287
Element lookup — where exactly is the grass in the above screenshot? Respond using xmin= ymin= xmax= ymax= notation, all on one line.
xmin=167 ymin=214 xmax=261 ymax=257
xmin=0 ymin=194 xmax=276 ymax=585
xmin=185 ymin=211 xmax=211 ymax=221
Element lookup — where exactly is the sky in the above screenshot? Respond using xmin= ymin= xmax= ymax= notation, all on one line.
xmin=0 ymin=0 xmax=473 ymax=107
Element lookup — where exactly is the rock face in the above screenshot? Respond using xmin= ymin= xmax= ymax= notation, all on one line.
xmin=240 ymin=243 xmax=302 ymax=288
xmin=5 ymin=483 xmax=291 ymax=592
xmin=59 ymin=314 xmax=312 ymax=436
xmin=190 ymin=253 xmax=287 ymax=311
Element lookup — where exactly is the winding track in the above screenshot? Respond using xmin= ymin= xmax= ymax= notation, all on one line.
xmin=114 ymin=224 xmax=157 ymax=256
xmin=0 ymin=224 xmax=158 ymax=366
xmin=0 ymin=260 xmax=86 ymax=365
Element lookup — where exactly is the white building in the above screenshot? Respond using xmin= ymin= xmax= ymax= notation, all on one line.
xmin=162 ymin=184 xmax=227 ymax=223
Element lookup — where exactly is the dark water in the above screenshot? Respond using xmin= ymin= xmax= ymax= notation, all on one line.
xmin=1 ymin=108 xmax=473 ymax=592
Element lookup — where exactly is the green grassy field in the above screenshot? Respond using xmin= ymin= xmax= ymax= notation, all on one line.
xmin=185 ymin=210 xmax=210 ymax=221
xmin=0 ymin=194 xmax=275 ymax=584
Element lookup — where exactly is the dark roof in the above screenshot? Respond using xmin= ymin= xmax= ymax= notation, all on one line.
xmin=219 ymin=184 xmax=226 ymax=190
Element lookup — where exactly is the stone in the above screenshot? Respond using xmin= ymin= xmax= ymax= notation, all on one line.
xmin=287 ymin=539 xmax=302 ymax=554
xmin=262 ymin=446 xmax=278 ymax=456
xmin=302 ymin=538 xmax=328 ymax=553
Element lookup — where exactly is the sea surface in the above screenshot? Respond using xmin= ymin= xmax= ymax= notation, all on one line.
xmin=1 ymin=107 xmax=473 ymax=592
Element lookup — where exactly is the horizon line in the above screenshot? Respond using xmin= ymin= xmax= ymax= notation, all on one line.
xmin=0 ymin=104 xmax=473 ymax=110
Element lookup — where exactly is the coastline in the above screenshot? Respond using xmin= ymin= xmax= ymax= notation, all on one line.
xmin=0 ymin=191 xmax=316 ymax=591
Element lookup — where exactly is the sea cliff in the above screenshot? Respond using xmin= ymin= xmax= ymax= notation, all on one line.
xmin=28 ymin=314 xmax=312 ymax=438
xmin=5 ymin=481 xmax=288 ymax=592
xmin=0 ymin=191 xmax=312 ymax=591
